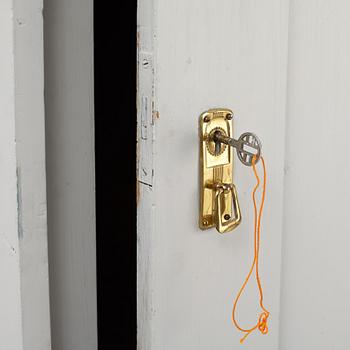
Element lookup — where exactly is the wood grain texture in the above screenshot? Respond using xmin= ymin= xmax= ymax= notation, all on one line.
xmin=44 ymin=0 xmax=97 ymax=349
xmin=138 ymin=1 xmax=289 ymax=349
xmin=280 ymin=1 xmax=350 ymax=349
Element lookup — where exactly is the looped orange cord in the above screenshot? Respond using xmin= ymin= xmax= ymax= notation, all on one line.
xmin=231 ymin=156 xmax=269 ymax=344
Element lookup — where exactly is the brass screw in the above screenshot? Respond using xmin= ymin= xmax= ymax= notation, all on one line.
xmin=224 ymin=214 xmax=231 ymax=221
xmin=203 ymin=115 xmax=211 ymax=122
xmin=226 ymin=113 xmax=233 ymax=120
xmin=203 ymin=219 xmax=209 ymax=226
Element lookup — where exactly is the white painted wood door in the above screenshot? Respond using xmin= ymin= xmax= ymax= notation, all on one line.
xmin=138 ymin=1 xmax=350 ymax=349
xmin=137 ymin=1 xmax=288 ymax=349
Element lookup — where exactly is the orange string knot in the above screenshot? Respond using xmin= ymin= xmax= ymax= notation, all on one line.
xmin=258 ymin=312 xmax=269 ymax=335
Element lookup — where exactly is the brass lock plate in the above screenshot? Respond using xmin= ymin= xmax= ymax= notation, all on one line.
xmin=199 ymin=108 xmax=237 ymax=232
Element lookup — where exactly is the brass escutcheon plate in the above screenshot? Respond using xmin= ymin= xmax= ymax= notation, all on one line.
xmin=199 ymin=108 xmax=237 ymax=232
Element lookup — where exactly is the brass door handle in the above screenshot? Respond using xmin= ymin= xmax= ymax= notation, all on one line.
xmin=214 ymin=183 xmax=241 ymax=233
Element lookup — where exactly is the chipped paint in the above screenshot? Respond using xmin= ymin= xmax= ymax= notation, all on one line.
xmin=152 ymin=110 xmax=160 ymax=122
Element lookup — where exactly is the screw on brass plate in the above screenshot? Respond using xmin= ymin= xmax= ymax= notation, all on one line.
xmin=203 ymin=219 xmax=209 ymax=226
xmin=226 ymin=113 xmax=233 ymax=120
xmin=224 ymin=214 xmax=231 ymax=220
xmin=203 ymin=115 xmax=211 ymax=122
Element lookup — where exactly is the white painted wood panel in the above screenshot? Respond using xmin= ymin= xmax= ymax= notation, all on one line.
xmin=0 ymin=0 xmax=51 ymax=349
xmin=14 ymin=0 xmax=51 ymax=348
xmin=280 ymin=1 xmax=350 ymax=349
xmin=138 ymin=1 xmax=289 ymax=349
xmin=0 ymin=2 xmax=25 ymax=348
xmin=44 ymin=0 xmax=97 ymax=349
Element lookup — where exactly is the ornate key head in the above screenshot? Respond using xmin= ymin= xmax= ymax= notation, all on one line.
xmin=236 ymin=132 xmax=262 ymax=166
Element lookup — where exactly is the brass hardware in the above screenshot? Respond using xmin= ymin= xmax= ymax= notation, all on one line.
xmin=213 ymin=183 xmax=241 ymax=233
xmin=199 ymin=109 xmax=241 ymax=233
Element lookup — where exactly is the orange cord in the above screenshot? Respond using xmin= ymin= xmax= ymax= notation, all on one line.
xmin=231 ymin=156 xmax=269 ymax=343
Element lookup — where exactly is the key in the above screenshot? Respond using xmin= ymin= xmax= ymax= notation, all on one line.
xmin=213 ymin=131 xmax=262 ymax=166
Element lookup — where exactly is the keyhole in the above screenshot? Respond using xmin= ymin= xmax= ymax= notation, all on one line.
xmin=214 ymin=130 xmax=223 ymax=155
xmin=206 ymin=128 xmax=227 ymax=156
xmin=214 ymin=140 xmax=221 ymax=155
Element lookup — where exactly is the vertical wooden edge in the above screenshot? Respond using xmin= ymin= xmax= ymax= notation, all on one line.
xmin=44 ymin=0 xmax=97 ymax=348
xmin=0 ymin=1 xmax=24 ymax=348
xmin=137 ymin=0 xmax=156 ymax=349
xmin=276 ymin=0 xmax=291 ymax=347
xmin=14 ymin=0 xmax=51 ymax=349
